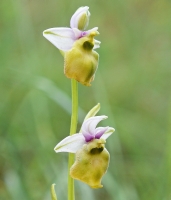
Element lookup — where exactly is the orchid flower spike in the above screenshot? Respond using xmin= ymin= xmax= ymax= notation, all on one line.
xmin=54 ymin=115 xmax=115 ymax=188
xmin=43 ymin=6 xmax=100 ymax=86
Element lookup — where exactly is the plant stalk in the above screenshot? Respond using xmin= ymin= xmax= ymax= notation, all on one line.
xmin=68 ymin=79 xmax=78 ymax=200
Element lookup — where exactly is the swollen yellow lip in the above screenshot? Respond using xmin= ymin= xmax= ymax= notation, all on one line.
xmin=64 ymin=33 xmax=99 ymax=86
xmin=70 ymin=139 xmax=110 ymax=188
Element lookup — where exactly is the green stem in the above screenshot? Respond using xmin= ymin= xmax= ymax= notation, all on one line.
xmin=68 ymin=79 xmax=78 ymax=200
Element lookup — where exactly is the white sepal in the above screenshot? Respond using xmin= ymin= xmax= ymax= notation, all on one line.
xmin=70 ymin=6 xmax=90 ymax=29
xmin=54 ymin=133 xmax=85 ymax=153
xmin=101 ymin=127 xmax=115 ymax=140
xmin=43 ymin=27 xmax=75 ymax=51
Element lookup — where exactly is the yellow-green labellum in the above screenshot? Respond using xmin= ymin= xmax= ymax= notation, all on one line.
xmin=70 ymin=139 xmax=109 ymax=188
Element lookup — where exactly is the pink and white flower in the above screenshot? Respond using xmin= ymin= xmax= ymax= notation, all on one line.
xmin=43 ymin=6 xmax=100 ymax=52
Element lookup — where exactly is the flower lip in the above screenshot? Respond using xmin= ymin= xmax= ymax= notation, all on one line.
xmin=83 ymin=41 xmax=94 ymax=50
xmin=90 ymin=146 xmax=104 ymax=154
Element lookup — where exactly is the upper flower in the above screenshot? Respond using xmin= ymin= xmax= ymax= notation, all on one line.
xmin=43 ymin=6 xmax=100 ymax=52
xmin=54 ymin=115 xmax=115 ymax=153
xmin=43 ymin=6 xmax=101 ymax=86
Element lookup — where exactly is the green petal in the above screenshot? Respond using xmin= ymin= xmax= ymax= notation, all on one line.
xmin=84 ymin=103 xmax=100 ymax=120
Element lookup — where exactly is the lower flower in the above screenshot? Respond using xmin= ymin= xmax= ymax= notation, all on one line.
xmin=54 ymin=115 xmax=115 ymax=188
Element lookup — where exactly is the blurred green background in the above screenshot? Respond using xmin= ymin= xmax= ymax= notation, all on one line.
xmin=0 ymin=0 xmax=171 ymax=199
